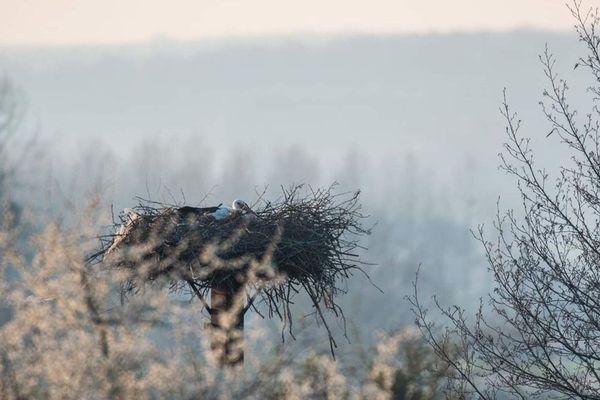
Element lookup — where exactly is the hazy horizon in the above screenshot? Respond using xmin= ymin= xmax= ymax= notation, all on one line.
xmin=1 ymin=30 xmax=585 ymax=211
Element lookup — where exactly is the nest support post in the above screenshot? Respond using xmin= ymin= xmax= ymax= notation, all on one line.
xmin=209 ymin=278 xmax=245 ymax=367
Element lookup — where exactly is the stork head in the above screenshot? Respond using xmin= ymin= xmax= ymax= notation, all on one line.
xmin=232 ymin=199 xmax=252 ymax=213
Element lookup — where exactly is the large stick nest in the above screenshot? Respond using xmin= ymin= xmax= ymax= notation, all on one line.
xmin=90 ymin=185 xmax=373 ymax=353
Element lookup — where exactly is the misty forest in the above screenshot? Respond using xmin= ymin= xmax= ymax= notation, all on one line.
xmin=3 ymin=2 xmax=600 ymax=399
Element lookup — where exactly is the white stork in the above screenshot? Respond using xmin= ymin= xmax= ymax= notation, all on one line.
xmin=212 ymin=199 xmax=256 ymax=220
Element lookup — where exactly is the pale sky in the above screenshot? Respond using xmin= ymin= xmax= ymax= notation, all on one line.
xmin=0 ymin=0 xmax=578 ymax=46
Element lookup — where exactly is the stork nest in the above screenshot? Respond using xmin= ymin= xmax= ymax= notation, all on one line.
xmin=89 ymin=185 xmax=372 ymax=354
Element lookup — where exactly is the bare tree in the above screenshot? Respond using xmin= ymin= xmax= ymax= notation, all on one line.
xmin=0 ymin=77 xmax=23 ymax=191
xmin=0 ymin=76 xmax=30 ymax=232
xmin=411 ymin=2 xmax=600 ymax=399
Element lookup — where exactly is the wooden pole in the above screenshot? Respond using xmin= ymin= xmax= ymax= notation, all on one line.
xmin=210 ymin=278 xmax=245 ymax=366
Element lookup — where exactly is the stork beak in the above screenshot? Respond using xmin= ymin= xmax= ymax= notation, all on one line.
xmin=243 ymin=204 xmax=253 ymax=213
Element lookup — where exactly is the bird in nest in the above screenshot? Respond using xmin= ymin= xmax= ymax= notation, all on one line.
xmin=177 ymin=199 xmax=257 ymax=221
xmin=210 ymin=199 xmax=256 ymax=220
